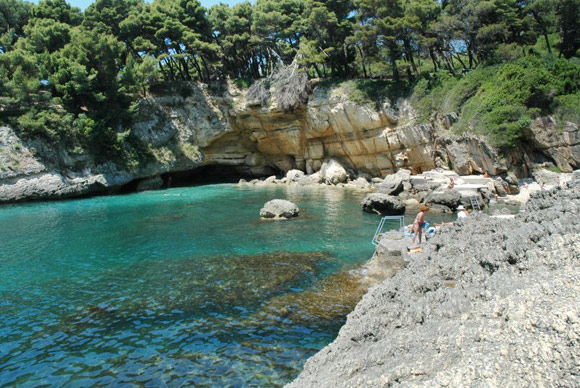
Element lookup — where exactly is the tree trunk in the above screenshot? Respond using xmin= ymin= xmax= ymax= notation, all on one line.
xmin=389 ymin=42 xmax=399 ymax=81
xmin=543 ymin=31 xmax=552 ymax=54
xmin=454 ymin=52 xmax=467 ymax=71
xmin=429 ymin=48 xmax=439 ymax=71
xmin=404 ymin=39 xmax=418 ymax=75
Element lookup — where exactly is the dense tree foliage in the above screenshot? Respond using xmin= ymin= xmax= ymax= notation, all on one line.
xmin=1 ymin=0 xmax=580 ymax=160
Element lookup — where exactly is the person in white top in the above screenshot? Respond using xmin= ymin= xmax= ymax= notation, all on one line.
xmin=457 ymin=205 xmax=469 ymax=219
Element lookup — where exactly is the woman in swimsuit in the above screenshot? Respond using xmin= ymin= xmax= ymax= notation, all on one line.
xmin=412 ymin=205 xmax=429 ymax=244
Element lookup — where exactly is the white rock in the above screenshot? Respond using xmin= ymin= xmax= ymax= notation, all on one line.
xmin=320 ymin=159 xmax=348 ymax=185
xmin=260 ymin=199 xmax=300 ymax=219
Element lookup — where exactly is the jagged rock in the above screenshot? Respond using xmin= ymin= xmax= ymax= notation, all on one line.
xmin=532 ymin=168 xmax=561 ymax=186
xmin=378 ymin=175 xmax=403 ymax=195
xmin=526 ymin=117 xmax=580 ymax=172
xmin=378 ymin=173 xmax=404 ymax=195
xmin=259 ymin=199 xmax=299 ymax=219
xmin=286 ymin=169 xmax=305 ymax=183
xmin=361 ymin=193 xmax=406 ymax=215
xmin=412 ymin=181 xmax=442 ymax=193
xmin=505 ymin=174 xmax=520 ymax=194
xmin=425 ymin=189 xmax=462 ymax=210
xmin=0 ymin=171 xmax=108 ymax=203
xmin=136 ymin=176 xmax=164 ymax=191
xmin=396 ymin=168 xmax=411 ymax=182
xmin=440 ymin=135 xmax=506 ymax=176
xmin=441 ymin=112 xmax=459 ymax=129
xmin=493 ymin=175 xmax=520 ymax=196
xmin=371 ymin=178 xmax=384 ymax=184
xmin=493 ymin=177 xmax=509 ymax=197
xmin=320 ymin=159 xmax=348 ymax=185
xmin=263 ymin=175 xmax=277 ymax=184
xmin=237 ymin=178 xmax=248 ymax=185
xmin=350 ymin=177 xmax=371 ymax=190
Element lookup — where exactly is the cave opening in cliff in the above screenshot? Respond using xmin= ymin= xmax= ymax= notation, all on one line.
xmin=162 ymin=164 xmax=278 ymax=188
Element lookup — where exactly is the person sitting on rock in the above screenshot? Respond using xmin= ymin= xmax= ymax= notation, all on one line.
xmin=447 ymin=179 xmax=455 ymax=190
xmin=457 ymin=205 xmax=469 ymax=219
xmin=483 ymin=171 xmax=491 ymax=178
xmin=412 ymin=205 xmax=429 ymax=244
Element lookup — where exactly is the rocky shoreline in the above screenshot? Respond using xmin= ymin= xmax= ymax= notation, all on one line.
xmin=287 ymin=171 xmax=580 ymax=387
xmin=239 ymin=158 xmax=569 ymax=217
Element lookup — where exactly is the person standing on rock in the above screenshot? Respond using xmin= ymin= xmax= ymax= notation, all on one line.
xmin=412 ymin=205 xmax=429 ymax=245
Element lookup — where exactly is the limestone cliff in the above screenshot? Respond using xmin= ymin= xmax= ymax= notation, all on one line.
xmin=1 ymin=81 xmax=579 ymax=203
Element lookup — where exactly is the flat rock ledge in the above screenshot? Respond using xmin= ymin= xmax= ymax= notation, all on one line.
xmin=260 ymin=199 xmax=300 ymax=219
xmin=287 ymin=174 xmax=580 ymax=388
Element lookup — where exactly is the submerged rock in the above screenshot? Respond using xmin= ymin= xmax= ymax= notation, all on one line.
xmin=361 ymin=193 xmax=405 ymax=215
xmin=260 ymin=199 xmax=300 ymax=219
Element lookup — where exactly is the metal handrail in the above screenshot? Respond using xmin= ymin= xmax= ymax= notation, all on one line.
xmin=372 ymin=215 xmax=406 ymax=245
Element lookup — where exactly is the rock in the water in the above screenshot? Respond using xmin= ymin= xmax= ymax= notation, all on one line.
xmin=425 ymin=189 xmax=462 ymax=210
xmin=309 ymin=172 xmax=323 ymax=184
xmin=320 ymin=159 xmax=348 ymax=185
xmin=351 ymin=177 xmax=371 ymax=190
xmin=286 ymin=169 xmax=305 ymax=183
xmin=297 ymin=175 xmax=318 ymax=186
xmin=378 ymin=174 xmax=403 ymax=195
xmin=361 ymin=193 xmax=406 ymax=215
xmin=263 ymin=175 xmax=277 ymax=184
xmin=136 ymin=176 xmax=164 ymax=191
xmin=260 ymin=199 xmax=300 ymax=219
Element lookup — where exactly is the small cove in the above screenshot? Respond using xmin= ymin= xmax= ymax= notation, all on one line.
xmin=0 ymin=184 xmax=391 ymax=387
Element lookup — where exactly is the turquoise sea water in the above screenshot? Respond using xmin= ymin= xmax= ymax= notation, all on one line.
xmin=0 ymin=184 xmax=388 ymax=387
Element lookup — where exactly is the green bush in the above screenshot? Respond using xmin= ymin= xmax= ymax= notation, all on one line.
xmin=411 ymin=56 xmax=580 ymax=148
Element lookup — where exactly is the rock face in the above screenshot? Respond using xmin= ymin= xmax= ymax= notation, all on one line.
xmin=361 ymin=193 xmax=406 ymax=215
xmin=260 ymin=199 xmax=300 ymax=219
xmin=2 ymin=81 xmax=580 ymax=204
xmin=288 ymin=175 xmax=580 ymax=388
xmin=438 ymin=135 xmax=505 ymax=175
xmin=226 ymin=85 xmax=438 ymax=178
xmin=526 ymin=117 xmax=580 ymax=172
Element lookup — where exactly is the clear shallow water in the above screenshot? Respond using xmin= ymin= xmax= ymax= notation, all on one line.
xmin=0 ymin=184 xmax=387 ymax=387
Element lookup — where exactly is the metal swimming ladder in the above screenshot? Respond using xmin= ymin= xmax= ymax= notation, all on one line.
xmin=469 ymin=195 xmax=481 ymax=210
xmin=372 ymin=215 xmax=406 ymax=245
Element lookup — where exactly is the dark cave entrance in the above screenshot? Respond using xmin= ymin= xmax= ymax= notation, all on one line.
xmin=161 ymin=164 xmax=280 ymax=188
